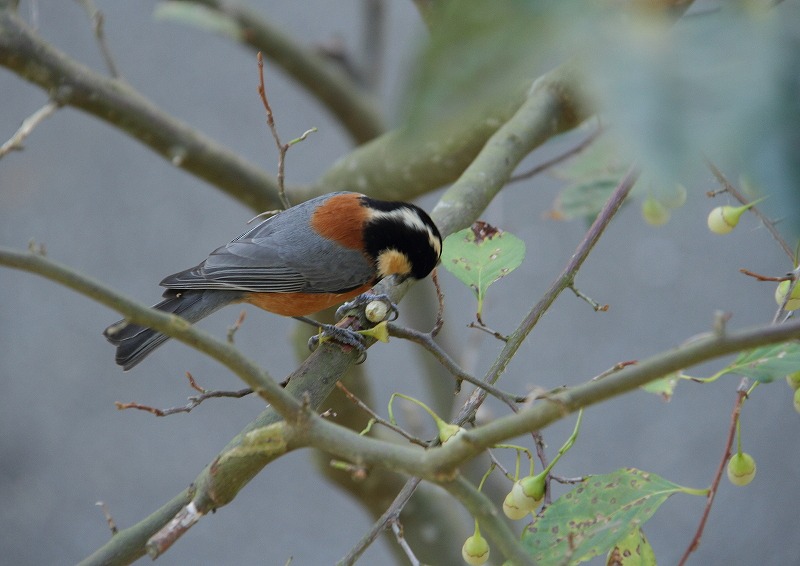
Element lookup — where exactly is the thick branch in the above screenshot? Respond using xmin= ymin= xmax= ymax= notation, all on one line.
xmin=173 ymin=0 xmax=384 ymax=144
xmin=431 ymin=63 xmax=587 ymax=237
xmin=295 ymin=317 xmax=800 ymax=479
xmin=0 ymin=246 xmax=299 ymax=416
xmin=300 ymin=63 xmax=589 ymax=204
xmin=0 ymin=9 xmax=280 ymax=211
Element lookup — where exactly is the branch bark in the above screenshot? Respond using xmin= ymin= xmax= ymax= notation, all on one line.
xmin=0 ymin=9 xmax=280 ymax=212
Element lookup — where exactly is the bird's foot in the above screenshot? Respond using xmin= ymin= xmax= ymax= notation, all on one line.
xmin=307 ymin=323 xmax=368 ymax=363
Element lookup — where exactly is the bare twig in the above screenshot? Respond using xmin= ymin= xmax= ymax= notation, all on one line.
xmin=95 ymin=501 xmax=118 ymax=535
xmin=568 ymin=283 xmax=609 ymax=312
xmin=509 ymin=124 xmax=603 ymax=184
xmin=678 ymin=385 xmax=748 ymax=566
xmin=75 ymin=0 xmax=120 ymax=78
xmin=387 ymin=324 xmax=525 ymax=407
xmin=739 ymin=268 xmax=792 ymax=282
xmin=335 ymin=382 xmax=428 ymax=447
xmin=456 ymin=166 xmax=641 ymax=424
xmin=227 ymin=310 xmax=247 ymax=343
xmin=115 ymin=372 xmax=252 ymax=416
xmin=164 ymin=0 xmax=384 ymax=143
xmin=591 ymin=360 xmax=638 ymax=382
xmin=0 ymin=100 xmax=59 ymax=158
xmin=487 ymin=449 xmax=514 ymax=480
xmin=338 ymin=477 xmax=423 ymax=565
xmin=257 ymin=52 xmax=317 ymax=210
xmin=431 ymin=269 xmax=445 ymax=338
xmin=705 ymin=159 xmax=794 ymax=261
xmin=0 ymin=10 xmax=280 ymax=210
xmin=468 ymin=320 xmax=509 ymax=342
xmin=390 ymin=520 xmax=420 ymax=566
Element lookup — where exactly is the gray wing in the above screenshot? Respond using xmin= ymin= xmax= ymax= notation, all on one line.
xmin=160 ymin=193 xmax=375 ymax=294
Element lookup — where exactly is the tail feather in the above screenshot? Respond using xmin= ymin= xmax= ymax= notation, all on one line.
xmin=103 ymin=290 xmax=239 ymax=370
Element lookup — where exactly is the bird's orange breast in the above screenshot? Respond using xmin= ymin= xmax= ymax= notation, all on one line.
xmin=242 ymin=283 xmax=374 ymax=317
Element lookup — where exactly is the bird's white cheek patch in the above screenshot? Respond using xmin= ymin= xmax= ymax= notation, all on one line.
xmin=377 ymin=249 xmax=411 ymax=278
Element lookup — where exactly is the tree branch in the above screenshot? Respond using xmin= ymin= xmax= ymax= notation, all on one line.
xmin=0 ymin=246 xmax=299 ymax=416
xmin=299 ymin=63 xmax=589 ymax=204
xmin=294 ymin=316 xmax=800 ymax=481
xmin=455 ymin=166 xmax=640 ymax=423
xmin=0 ymin=9 xmax=280 ymax=211
xmin=171 ymin=0 xmax=384 ymax=144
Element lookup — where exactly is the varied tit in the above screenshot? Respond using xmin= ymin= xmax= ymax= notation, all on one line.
xmin=104 ymin=191 xmax=442 ymax=370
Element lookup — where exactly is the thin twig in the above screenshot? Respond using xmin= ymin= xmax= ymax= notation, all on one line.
xmin=227 ymin=310 xmax=247 ymax=343
xmin=568 ymin=283 xmax=609 ymax=312
xmin=0 ymin=101 xmax=59 ymax=158
xmin=337 ymin=477 xmax=423 ymax=565
xmin=390 ymin=520 xmax=420 ymax=566
xmin=678 ymin=385 xmax=748 ymax=566
xmin=509 ymin=124 xmax=603 ymax=183
xmin=387 ymin=324 xmax=525 ymax=407
xmin=75 ymin=0 xmax=120 ymax=78
xmin=257 ymin=52 xmax=292 ymax=210
xmin=431 ymin=268 xmax=445 ymax=338
xmin=95 ymin=501 xmax=118 ymax=535
xmin=456 ymin=165 xmax=640 ymax=424
xmin=487 ymin=449 xmax=514 ymax=480
xmin=335 ymin=382 xmax=428 ymax=447
xmin=257 ymin=52 xmax=317 ymax=210
xmin=468 ymin=320 xmax=509 ymax=342
xmin=739 ymin=268 xmax=792 ymax=282
xmin=705 ymin=159 xmax=794 ymax=261
xmin=115 ymin=372 xmax=252 ymax=417
xmin=591 ymin=360 xmax=638 ymax=382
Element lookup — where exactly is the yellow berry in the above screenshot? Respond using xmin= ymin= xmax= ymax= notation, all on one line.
xmin=775 ymin=280 xmax=800 ymax=311
xmin=462 ymin=533 xmax=490 ymax=565
xmin=707 ymin=206 xmax=740 ymax=234
xmin=502 ymin=491 xmax=529 ymax=520
xmin=511 ymin=475 xmax=545 ymax=512
xmin=786 ymin=371 xmax=800 ymax=391
xmin=642 ymin=196 xmax=670 ymax=226
xmin=707 ymin=198 xmax=766 ymax=235
xmin=727 ymin=452 xmax=757 ymax=486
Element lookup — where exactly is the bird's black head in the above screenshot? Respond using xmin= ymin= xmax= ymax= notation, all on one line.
xmin=360 ymin=197 xmax=442 ymax=283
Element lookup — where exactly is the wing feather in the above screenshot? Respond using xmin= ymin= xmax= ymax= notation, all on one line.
xmin=160 ymin=193 xmax=376 ymax=294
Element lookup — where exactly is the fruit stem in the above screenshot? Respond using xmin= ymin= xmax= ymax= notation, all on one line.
xmin=542 ymin=409 xmax=583 ymax=476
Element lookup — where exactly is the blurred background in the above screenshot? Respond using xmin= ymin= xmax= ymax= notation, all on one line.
xmin=1 ymin=1 xmax=798 ymax=564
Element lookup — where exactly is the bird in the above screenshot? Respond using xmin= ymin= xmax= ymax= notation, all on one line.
xmin=103 ymin=191 xmax=442 ymax=370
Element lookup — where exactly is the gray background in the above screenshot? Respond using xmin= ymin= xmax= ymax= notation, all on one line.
xmin=1 ymin=2 xmax=797 ymax=564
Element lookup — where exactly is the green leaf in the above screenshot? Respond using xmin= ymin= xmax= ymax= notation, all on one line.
xmin=441 ymin=222 xmax=525 ymax=318
xmin=720 ymin=342 xmax=800 ymax=383
xmin=641 ymin=373 xmax=679 ymax=401
xmin=522 ymin=468 xmax=688 ymax=565
xmin=554 ymin=134 xmax=629 ymax=183
xmin=549 ymin=177 xmax=621 ymax=222
xmin=606 ymin=527 xmax=657 ymax=566
xmin=154 ymin=2 xmax=243 ymax=41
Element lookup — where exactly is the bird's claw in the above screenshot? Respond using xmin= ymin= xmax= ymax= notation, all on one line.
xmin=335 ymin=293 xmax=399 ymax=322
xmin=307 ymin=324 xmax=368 ymax=364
